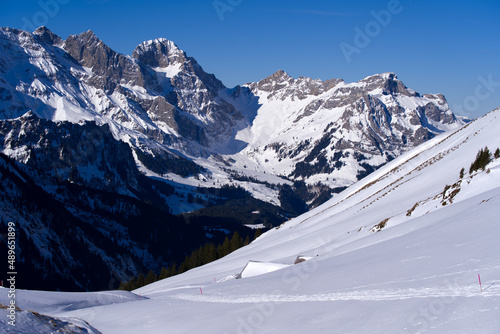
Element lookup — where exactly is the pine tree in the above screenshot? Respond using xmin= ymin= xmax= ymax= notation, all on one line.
xmin=459 ymin=168 xmax=465 ymax=179
xmin=135 ymin=273 xmax=145 ymax=290
xmin=129 ymin=277 xmax=137 ymax=291
xmin=145 ymin=270 xmax=157 ymax=285
xmin=170 ymin=262 xmax=177 ymax=276
xmin=159 ymin=267 xmax=170 ymax=279
xmin=200 ymin=243 xmax=217 ymax=264
xmin=229 ymin=231 xmax=243 ymax=252
xmin=217 ymin=236 xmax=231 ymax=258
xmin=160 ymin=262 xmax=177 ymax=279
xmin=186 ymin=248 xmax=199 ymax=269
xmin=119 ymin=278 xmax=134 ymax=291
xmin=469 ymin=147 xmax=492 ymax=173
xmin=254 ymin=229 xmax=263 ymax=240
xmin=495 ymin=148 xmax=500 ymax=159
xmin=178 ymin=255 xmax=190 ymax=273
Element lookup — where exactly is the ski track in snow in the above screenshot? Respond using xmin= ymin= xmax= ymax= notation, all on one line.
xmin=169 ymin=282 xmax=500 ymax=304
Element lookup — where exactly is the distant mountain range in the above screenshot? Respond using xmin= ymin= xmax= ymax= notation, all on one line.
xmin=0 ymin=26 xmax=467 ymax=290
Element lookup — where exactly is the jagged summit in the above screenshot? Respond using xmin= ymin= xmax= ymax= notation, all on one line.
xmin=18 ymin=110 xmax=38 ymax=121
xmin=63 ymin=29 xmax=161 ymax=91
xmin=71 ymin=29 xmax=100 ymax=45
xmin=252 ymin=69 xmax=294 ymax=92
xmin=0 ymin=26 xmax=466 ymax=210
xmin=269 ymin=69 xmax=292 ymax=81
xmin=365 ymin=71 xmax=398 ymax=80
xmin=33 ymin=26 xmax=63 ymax=46
xmin=132 ymin=38 xmax=187 ymax=68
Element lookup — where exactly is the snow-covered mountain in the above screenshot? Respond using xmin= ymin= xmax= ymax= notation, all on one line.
xmin=0 ymin=25 xmax=473 ymax=294
xmin=0 ymin=114 xmax=217 ymax=291
xmin=0 ymin=26 xmax=466 ymax=210
xmin=2 ymin=106 xmax=498 ymax=333
xmin=224 ymin=70 xmax=463 ymax=194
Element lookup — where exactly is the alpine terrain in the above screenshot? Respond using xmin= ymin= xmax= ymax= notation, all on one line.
xmin=0 ymin=26 xmax=469 ymax=291
xmin=1 ymin=105 xmax=499 ymax=333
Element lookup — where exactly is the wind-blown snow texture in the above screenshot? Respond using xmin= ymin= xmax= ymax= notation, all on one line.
xmin=2 ymin=108 xmax=499 ymax=333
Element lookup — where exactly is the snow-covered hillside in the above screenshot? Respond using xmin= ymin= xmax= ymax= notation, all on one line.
xmin=2 ymin=108 xmax=499 ymax=333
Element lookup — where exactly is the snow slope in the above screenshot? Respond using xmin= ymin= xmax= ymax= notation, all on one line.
xmin=1 ymin=108 xmax=499 ymax=333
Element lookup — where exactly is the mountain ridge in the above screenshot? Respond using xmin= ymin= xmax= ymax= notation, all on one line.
xmin=0 ymin=26 xmax=472 ymax=291
xmin=0 ymin=26 xmax=467 ymax=209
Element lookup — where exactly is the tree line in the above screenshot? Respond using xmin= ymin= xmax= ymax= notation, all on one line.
xmin=119 ymin=229 xmax=263 ymax=291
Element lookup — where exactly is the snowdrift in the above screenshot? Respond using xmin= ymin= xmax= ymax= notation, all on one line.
xmin=237 ymin=261 xmax=291 ymax=279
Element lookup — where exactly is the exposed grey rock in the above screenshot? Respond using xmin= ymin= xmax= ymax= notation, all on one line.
xmin=0 ymin=111 xmax=140 ymax=193
xmin=33 ymin=26 xmax=63 ymax=46
xmin=0 ymin=26 xmax=466 ymax=207
xmin=243 ymin=70 xmax=464 ymax=196
xmin=132 ymin=38 xmax=187 ymax=68
xmin=63 ymin=30 xmax=163 ymax=93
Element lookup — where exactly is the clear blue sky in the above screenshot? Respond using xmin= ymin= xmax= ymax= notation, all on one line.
xmin=2 ymin=0 xmax=499 ymax=118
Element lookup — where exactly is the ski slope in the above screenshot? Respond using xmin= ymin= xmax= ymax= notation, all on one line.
xmin=1 ymin=108 xmax=500 ymax=333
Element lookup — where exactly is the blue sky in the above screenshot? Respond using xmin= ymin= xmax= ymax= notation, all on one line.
xmin=2 ymin=0 xmax=499 ymax=118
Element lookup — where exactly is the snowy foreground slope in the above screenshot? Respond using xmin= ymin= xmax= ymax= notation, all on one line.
xmin=2 ymin=108 xmax=500 ymax=333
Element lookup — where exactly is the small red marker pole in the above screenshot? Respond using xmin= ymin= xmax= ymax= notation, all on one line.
xmin=200 ymin=287 xmax=203 ymax=295
xmin=478 ymin=274 xmax=482 ymax=293
xmin=214 ymin=277 xmax=216 ymax=283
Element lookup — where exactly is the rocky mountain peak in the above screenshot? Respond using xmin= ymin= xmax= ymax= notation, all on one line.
xmin=360 ymin=72 xmax=417 ymax=97
xmin=33 ymin=26 xmax=63 ymax=46
xmin=248 ymin=70 xmax=343 ymax=100
xmin=132 ymin=38 xmax=187 ymax=68
xmin=63 ymin=29 xmax=112 ymax=69
xmin=360 ymin=72 xmax=397 ymax=85
xmin=63 ymin=29 xmax=161 ymax=92
xmin=77 ymin=29 xmax=99 ymax=43
xmin=66 ymin=29 xmax=103 ymax=51
xmin=0 ymin=27 xmax=31 ymax=41
xmin=269 ymin=69 xmax=293 ymax=82
xmin=18 ymin=110 xmax=38 ymax=122
xmin=0 ymin=26 xmax=472 ymax=293
xmin=254 ymin=69 xmax=294 ymax=92
xmin=0 ymin=27 xmax=467 ymax=204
